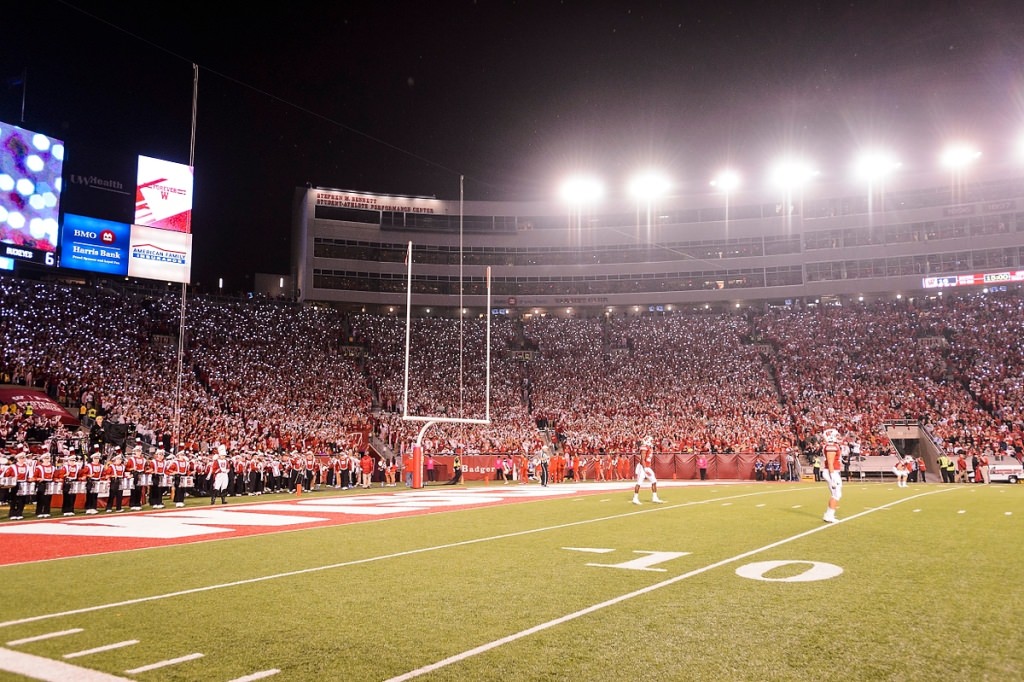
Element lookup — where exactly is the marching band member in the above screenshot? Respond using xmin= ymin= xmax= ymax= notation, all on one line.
xmin=82 ymin=451 xmax=105 ymax=515
xmin=146 ymin=449 xmax=167 ymax=508
xmin=59 ymin=454 xmax=82 ymax=516
xmin=2 ymin=451 xmax=32 ymax=520
xmin=193 ymin=454 xmax=210 ymax=497
xmin=305 ymin=451 xmax=317 ymax=491
xmin=210 ymin=445 xmax=230 ymax=504
xmin=125 ymin=445 xmax=147 ymax=511
xmin=289 ymin=450 xmax=304 ymax=492
xmin=33 ymin=452 xmax=57 ymax=518
xmin=103 ymin=453 xmax=126 ymax=512
xmin=167 ymin=450 xmax=190 ymax=507
xmin=232 ymin=452 xmax=246 ymax=496
xmin=338 ymin=450 xmax=351 ymax=490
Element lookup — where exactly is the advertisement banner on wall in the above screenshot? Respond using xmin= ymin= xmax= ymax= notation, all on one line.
xmin=59 ymin=213 xmax=130 ymax=275
xmin=127 ymin=223 xmax=192 ymax=283
xmin=134 ymin=155 xmax=194 ymax=232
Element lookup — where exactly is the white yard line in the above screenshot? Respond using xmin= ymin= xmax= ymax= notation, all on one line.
xmin=124 ymin=652 xmax=203 ymax=674
xmin=385 ymin=488 xmax=955 ymax=681
xmin=226 ymin=669 xmax=281 ymax=682
xmin=63 ymin=640 xmax=138 ymax=659
xmin=0 ymin=647 xmax=132 ymax=681
xmin=6 ymin=629 xmax=82 ymax=646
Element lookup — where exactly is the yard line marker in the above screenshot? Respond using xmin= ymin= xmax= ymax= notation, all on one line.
xmin=63 ymin=640 xmax=138 ymax=659
xmin=385 ymin=487 xmax=956 ymax=681
xmin=124 ymin=652 xmax=203 ymax=673
xmin=0 ymin=487 xmax=809 ymax=630
xmin=0 ymin=647 xmax=133 ymax=681
xmin=227 ymin=669 xmax=281 ymax=681
xmin=6 ymin=629 xmax=82 ymax=646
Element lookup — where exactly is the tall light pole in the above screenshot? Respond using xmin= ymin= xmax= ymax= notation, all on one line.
xmin=628 ymin=170 xmax=671 ymax=248
xmin=940 ymin=142 xmax=980 ymax=204
xmin=853 ymin=149 xmax=900 ymax=229
xmin=711 ymin=169 xmax=741 ymax=237
xmin=770 ymin=157 xmax=818 ymax=231
xmin=559 ymin=174 xmax=604 ymax=246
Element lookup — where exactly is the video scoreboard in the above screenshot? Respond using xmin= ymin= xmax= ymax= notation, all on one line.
xmin=1 ymin=119 xmax=193 ymax=283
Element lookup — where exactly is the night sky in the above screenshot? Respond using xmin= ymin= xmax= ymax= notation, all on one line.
xmin=3 ymin=1 xmax=1024 ymax=291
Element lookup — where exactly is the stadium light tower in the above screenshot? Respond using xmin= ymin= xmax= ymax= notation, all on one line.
xmin=853 ymin=149 xmax=901 ymax=183
xmin=710 ymin=169 xmax=741 ymax=194
xmin=770 ymin=157 xmax=817 ymax=228
xmin=559 ymin=174 xmax=604 ymax=242
xmin=940 ymin=143 xmax=981 ymax=169
xmin=770 ymin=158 xmax=818 ymax=189
xmin=559 ymin=174 xmax=604 ymax=206
xmin=853 ymin=149 xmax=901 ymax=221
xmin=940 ymin=142 xmax=980 ymax=203
xmin=711 ymin=169 xmax=741 ymax=229
xmin=628 ymin=170 xmax=670 ymax=244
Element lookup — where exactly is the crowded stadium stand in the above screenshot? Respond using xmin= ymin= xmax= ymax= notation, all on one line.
xmin=3 ymin=163 xmax=1024 ymax=510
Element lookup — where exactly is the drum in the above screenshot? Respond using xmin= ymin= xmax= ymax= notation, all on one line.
xmin=44 ymin=481 xmax=62 ymax=495
xmin=0 ymin=476 xmax=16 ymax=488
xmin=17 ymin=481 xmax=35 ymax=496
xmin=138 ymin=473 xmax=153 ymax=486
xmin=68 ymin=481 xmax=88 ymax=494
xmin=121 ymin=476 xmax=135 ymax=491
xmin=92 ymin=480 xmax=111 ymax=496
xmin=179 ymin=476 xmax=195 ymax=488
xmin=158 ymin=475 xmax=173 ymax=487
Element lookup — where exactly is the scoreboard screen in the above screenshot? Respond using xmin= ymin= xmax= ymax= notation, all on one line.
xmin=0 ymin=120 xmax=64 ymax=266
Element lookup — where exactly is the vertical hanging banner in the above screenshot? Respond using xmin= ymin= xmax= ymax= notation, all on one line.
xmin=134 ymin=154 xmax=193 ymax=232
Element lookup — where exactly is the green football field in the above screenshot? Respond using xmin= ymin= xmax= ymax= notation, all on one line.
xmin=0 ymin=481 xmax=1021 ymax=681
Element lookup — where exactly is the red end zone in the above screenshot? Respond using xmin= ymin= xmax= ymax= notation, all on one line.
xmin=0 ymin=483 xmax=651 ymax=565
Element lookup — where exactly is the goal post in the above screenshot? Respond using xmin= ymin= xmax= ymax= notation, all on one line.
xmin=402 ymin=240 xmax=493 ymax=487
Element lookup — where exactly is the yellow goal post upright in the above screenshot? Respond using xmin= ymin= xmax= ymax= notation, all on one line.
xmin=402 ymin=240 xmax=493 ymax=488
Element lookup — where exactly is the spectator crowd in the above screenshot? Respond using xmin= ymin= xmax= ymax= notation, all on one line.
xmin=3 ymin=275 xmax=1024 ymax=510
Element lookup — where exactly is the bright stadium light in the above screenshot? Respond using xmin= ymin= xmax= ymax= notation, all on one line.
xmin=940 ymin=143 xmax=981 ymax=169
xmin=627 ymin=170 xmax=671 ymax=201
xmin=770 ymin=158 xmax=818 ymax=189
xmin=853 ymin=149 xmax=901 ymax=183
xmin=559 ymin=174 xmax=604 ymax=205
xmin=710 ymin=169 xmax=741 ymax=193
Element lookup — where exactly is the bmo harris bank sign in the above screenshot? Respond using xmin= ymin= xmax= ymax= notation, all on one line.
xmin=60 ymin=213 xmax=131 ymax=275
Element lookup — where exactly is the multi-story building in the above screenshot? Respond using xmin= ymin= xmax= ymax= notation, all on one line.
xmin=292 ymin=165 xmax=1024 ymax=316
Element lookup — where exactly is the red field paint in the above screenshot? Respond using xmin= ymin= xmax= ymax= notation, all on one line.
xmin=0 ymin=483 xmax=652 ymax=565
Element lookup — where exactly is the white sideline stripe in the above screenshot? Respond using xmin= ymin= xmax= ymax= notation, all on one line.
xmin=385 ymin=487 xmax=956 ymax=681
xmin=0 ymin=487 xmax=808 ymax=630
xmin=0 ymin=647 xmax=133 ymax=681
xmin=6 ymin=629 xmax=83 ymax=645
xmin=124 ymin=652 xmax=203 ymax=673
xmin=63 ymin=640 xmax=138 ymax=659
xmin=227 ymin=669 xmax=281 ymax=682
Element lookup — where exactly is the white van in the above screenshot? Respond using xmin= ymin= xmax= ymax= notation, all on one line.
xmin=988 ymin=457 xmax=1023 ymax=484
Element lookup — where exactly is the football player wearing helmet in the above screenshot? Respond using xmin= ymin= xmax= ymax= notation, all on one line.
xmin=821 ymin=428 xmax=843 ymax=523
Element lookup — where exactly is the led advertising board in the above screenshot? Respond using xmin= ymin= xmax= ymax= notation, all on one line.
xmin=60 ymin=213 xmax=131 ymax=275
xmin=0 ymin=121 xmax=64 ymax=266
xmin=134 ymin=155 xmax=193 ymax=232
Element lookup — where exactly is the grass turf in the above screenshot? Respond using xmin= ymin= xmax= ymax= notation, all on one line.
xmin=0 ymin=481 xmax=1020 ymax=681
